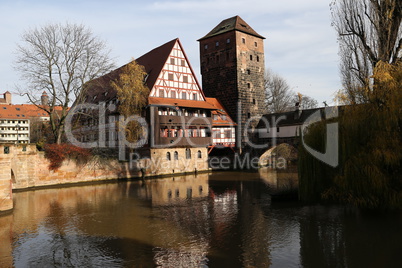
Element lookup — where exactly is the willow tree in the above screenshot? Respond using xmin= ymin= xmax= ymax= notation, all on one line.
xmin=15 ymin=22 xmax=114 ymax=144
xmin=331 ymin=0 xmax=402 ymax=103
xmin=300 ymin=62 xmax=402 ymax=209
xmin=110 ymin=60 xmax=149 ymax=144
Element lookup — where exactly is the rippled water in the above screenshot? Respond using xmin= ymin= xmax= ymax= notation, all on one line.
xmin=1 ymin=171 xmax=402 ymax=267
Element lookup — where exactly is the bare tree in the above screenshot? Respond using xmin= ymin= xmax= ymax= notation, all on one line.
xmin=264 ymin=70 xmax=293 ymax=113
xmin=292 ymin=93 xmax=318 ymax=110
xmin=264 ymin=70 xmax=318 ymax=113
xmin=15 ymin=22 xmax=115 ymax=144
xmin=331 ymin=0 xmax=402 ymax=103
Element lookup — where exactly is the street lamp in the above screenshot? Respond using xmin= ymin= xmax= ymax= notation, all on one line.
xmin=15 ymin=124 xmax=20 ymax=144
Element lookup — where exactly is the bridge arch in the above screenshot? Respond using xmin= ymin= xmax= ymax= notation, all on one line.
xmin=258 ymin=143 xmax=298 ymax=167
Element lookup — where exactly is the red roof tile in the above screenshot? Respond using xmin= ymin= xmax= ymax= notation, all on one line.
xmin=148 ymin=97 xmax=216 ymax=110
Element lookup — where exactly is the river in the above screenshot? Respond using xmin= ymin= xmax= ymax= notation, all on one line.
xmin=1 ymin=170 xmax=402 ymax=267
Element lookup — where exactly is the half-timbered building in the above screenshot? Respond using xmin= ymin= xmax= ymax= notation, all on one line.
xmin=72 ymin=38 xmax=235 ymax=175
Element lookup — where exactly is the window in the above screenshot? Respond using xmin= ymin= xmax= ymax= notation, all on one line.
xmin=204 ymin=44 xmax=208 ymax=50
xmin=22 ymin=146 xmax=27 ymax=152
xmin=216 ymin=41 xmax=219 ymax=47
xmin=183 ymin=76 xmax=188 ymax=83
xmin=257 ymin=56 xmax=260 ymax=62
xmin=181 ymin=60 xmax=185 ymax=66
xmin=197 ymin=150 xmax=202 ymax=159
xmin=247 ymin=69 xmax=251 ymax=75
xmin=170 ymin=58 xmax=175 ymax=65
xmin=159 ymin=89 xmax=164 ymax=97
xmin=168 ymin=73 xmax=174 ymax=80
xmin=242 ymin=38 xmax=246 ymax=44
xmin=226 ymin=38 xmax=230 ymax=44
xmin=166 ymin=152 xmax=171 ymax=161
xmin=254 ymin=41 xmax=258 ymax=47
xmin=277 ymin=127 xmax=280 ymax=133
xmin=174 ymin=151 xmax=178 ymax=160
xmin=182 ymin=92 xmax=187 ymax=99
xmin=250 ymin=55 xmax=253 ymax=61
xmin=253 ymin=99 xmax=256 ymax=105
xmin=193 ymin=93 xmax=197 ymax=100
xmin=171 ymin=91 xmax=176 ymax=99
xmin=247 ymin=83 xmax=251 ymax=89
xmin=4 ymin=146 xmax=10 ymax=154
xmin=186 ymin=148 xmax=191 ymax=159
xmin=248 ymin=113 xmax=251 ymax=119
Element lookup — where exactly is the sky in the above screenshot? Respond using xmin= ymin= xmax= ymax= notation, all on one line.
xmin=0 ymin=0 xmax=340 ymax=105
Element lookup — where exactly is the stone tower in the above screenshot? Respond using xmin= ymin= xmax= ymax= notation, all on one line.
xmin=198 ymin=16 xmax=266 ymax=146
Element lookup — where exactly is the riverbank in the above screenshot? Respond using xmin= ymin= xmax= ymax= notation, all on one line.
xmin=0 ymin=144 xmax=210 ymax=212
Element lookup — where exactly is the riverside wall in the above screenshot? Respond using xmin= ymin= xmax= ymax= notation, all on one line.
xmin=0 ymin=144 xmax=209 ymax=212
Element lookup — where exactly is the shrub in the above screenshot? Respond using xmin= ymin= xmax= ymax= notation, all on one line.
xmin=44 ymin=144 xmax=91 ymax=171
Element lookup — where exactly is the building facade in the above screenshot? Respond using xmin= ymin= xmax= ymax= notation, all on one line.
xmin=198 ymin=16 xmax=266 ymax=146
xmin=73 ymin=38 xmax=235 ymax=175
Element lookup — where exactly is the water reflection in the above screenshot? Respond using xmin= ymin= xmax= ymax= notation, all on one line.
xmin=1 ymin=171 xmax=402 ymax=267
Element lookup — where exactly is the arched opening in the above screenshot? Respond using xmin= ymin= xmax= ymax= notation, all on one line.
xmin=166 ymin=152 xmax=171 ymax=161
xmin=186 ymin=148 xmax=191 ymax=159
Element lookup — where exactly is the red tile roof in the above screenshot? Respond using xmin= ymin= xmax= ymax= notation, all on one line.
xmin=0 ymin=104 xmax=64 ymax=120
xmin=205 ymin=97 xmax=237 ymax=126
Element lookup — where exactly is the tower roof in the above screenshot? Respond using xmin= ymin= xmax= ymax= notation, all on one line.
xmin=198 ymin=15 xmax=265 ymax=41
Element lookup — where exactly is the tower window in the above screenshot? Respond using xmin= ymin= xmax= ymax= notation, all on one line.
xmin=226 ymin=38 xmax=230 ymax=44
xmin=247 ymin=83 xmax=251 ymax=89
xmin=254 ymin=42 xmax=258 ymax=47
xmin=186 ymin=148 xmax=191 ymax=159
xmin=216 ymin=41 xmax=219 ymax=47
xmin=242 ymin=38 xmax=246 ymax=44
xmin=253 ymin=99 xmax=256 ymax=105
xmin=247 ymin=69 xmax=251 ymax=75
xmin=204 ymin=44 xmax=208 ymax=50
xmin=257 ymin=56 xmax=260 ymax=62
xmin=247 ymin=113 xmax=251 ymax=119
xmin=166 ymin=152 xmax=171 ymax=161
xmin=250 ymin=55 xmax=253 ymax=61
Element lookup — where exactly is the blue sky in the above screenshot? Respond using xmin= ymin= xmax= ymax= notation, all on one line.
xmin=0 ymin=0 xmax=340 ymax=105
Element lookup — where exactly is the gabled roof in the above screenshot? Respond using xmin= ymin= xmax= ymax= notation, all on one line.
xmin=136 ymin=38 xmax=177 ymax=90
xmin=198 ymin=15 xmax=265 ymax=41
xmin=82 ymin=38 xmax=207 ymax=105
xmin=205 ymin=97 xmax=237 ymax=126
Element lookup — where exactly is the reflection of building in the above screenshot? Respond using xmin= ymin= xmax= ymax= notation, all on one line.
xmin=139 ymin=174 xmax=209 ymax=205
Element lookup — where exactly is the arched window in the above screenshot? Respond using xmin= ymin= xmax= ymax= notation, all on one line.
xmin=197 ymin=150 xmax=202 ymax=159
xmin=174 ymin=151 xmax=179 ymax=160
xmin=166 ymin=152 xmax=171 ymax=161
xmin=186 ymin=148 xmax=191 ymax=159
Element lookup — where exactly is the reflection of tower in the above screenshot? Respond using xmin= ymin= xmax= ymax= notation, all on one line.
xmin=198 ymin=16 xmax=266 ymax=145
xmin=41 ymin=91 xmax=49 ymax=106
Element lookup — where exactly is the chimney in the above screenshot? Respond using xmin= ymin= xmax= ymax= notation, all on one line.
xmin=41 ymin=91 xmax=49 ymax=106
xmin=294 ymin=102 xmax=301 ymax=120
xmin=4 ymin=91 xmax=11 ymax=104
